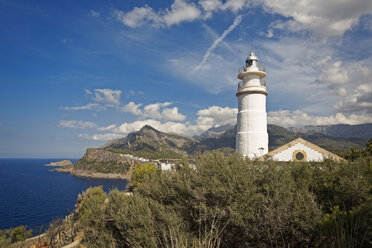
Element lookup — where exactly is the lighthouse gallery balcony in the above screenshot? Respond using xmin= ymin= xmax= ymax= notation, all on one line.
xmin=237 ymin=65 xmax=266 ymax=79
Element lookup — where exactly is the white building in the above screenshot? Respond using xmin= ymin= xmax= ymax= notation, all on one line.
xmin=236 ymin=51 xmax=268 ymax=158
xmin=263 ymin=138 xmax=344 ymax=162
xmin=235 ymin=52 xmax=343 ymax=162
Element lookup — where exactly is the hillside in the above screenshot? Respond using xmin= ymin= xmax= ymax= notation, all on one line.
xmin=102 ymin=124 xmax=367 ymax=157
xmin=65 ymin=124 xmax=368 ymax=177
xmin=102 ymin=125 xmax=195 ymax=159
xmin=288 ymin=123 xmax=372 ymax=140
xmin=55 ymin=148 xmax=135 ymax=179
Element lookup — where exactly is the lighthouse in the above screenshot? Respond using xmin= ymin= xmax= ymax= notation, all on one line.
xmin=236 ymin=51 xmax=268 ymax=158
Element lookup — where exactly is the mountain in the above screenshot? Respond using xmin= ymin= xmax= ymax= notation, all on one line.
xmin=268 ymin=124 xmax=367 ymax=153
xmin=197 ymin=124 xmax=235 ymax=138
xmin=193 ymin=124 xmax=366 ymax=154
xmin=66 ymin=124 xmax=368 ymax=177
xmin=102 ymin=125 xmax=195 ymax=159
xmin=288 ymin=123 xmax=372 ymax=140
xmin=102 ymin=124 xmax=367 ymax=157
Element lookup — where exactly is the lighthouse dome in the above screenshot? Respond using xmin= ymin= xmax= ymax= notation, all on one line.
xmin=246 ymin=51 xmax=258 ymax=63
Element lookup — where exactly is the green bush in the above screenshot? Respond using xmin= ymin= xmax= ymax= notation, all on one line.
xmin=129 ymin=162 xmax=157 ymax=189
xmin=0 ymin=225 xmax=32 ymax=247
xmin=75 ymin=151 xmax=372 ymax=247
xmin=317 ymin=205 xmax=372 ymax=247
xmin=74 ymin=158 xmax=131 ymax=174
xmin=76 ymin=187 xmax=115 ymax=247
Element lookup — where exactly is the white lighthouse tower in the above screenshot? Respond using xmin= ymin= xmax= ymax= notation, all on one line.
xmin=236 ymin=51 xmax=268 ymax=158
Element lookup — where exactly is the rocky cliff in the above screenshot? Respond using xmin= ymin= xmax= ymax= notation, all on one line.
xmin=45 ymin=160 xmax=72 ymax=167
xmin=55 ymin=148 xmax=137 ymax=179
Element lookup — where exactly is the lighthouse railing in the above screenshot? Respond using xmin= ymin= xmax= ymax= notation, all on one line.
xmin=238 ymin=65 xmax=266 ymax=74
xmin=238 ymin=80 xmax=266 ymax=90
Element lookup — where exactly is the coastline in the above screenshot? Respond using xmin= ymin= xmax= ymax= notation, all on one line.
xmin=53 ymin=167 xmax=128 ymax=180
xmin=44 ymin=160 xmax=72 ymax=167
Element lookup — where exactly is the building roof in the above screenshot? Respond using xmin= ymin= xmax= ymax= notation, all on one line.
xmin=261 ymin=137 xmax=345 ymax=162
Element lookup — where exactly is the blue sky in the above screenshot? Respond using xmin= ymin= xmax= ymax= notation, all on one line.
xmin=0 ymin=0 xmax=371 ymax=158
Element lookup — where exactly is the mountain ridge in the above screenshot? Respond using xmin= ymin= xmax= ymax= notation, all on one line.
xmin=66 ymin=123 xmax=369 ymax=177
xmin=102 ymin=123 xmax=369 ymax=157
xmin=288 ymin=123 xmax=372 ymax=140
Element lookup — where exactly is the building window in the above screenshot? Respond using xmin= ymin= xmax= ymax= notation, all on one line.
xmin=296 ymin=152 xmax=304 ymax=160
xmin=292 ymin=150 xmax=307 ymax=162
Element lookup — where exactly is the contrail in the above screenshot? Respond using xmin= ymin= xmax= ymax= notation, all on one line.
xmin=195 ymin=15 xmax=242 ymax=70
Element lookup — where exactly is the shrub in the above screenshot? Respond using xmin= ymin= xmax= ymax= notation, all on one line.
xmin=129 ymin=162 xmax=157 ymax=189
xmin=76 ymin=187 xmax=115 ymax=247
xmin=317 ymin=205 xmax=371 ymax=247
xmin=0 ymin=225 xmax=32 ymax=247
xmin=75 ymin=151 xmax=372 ymax=247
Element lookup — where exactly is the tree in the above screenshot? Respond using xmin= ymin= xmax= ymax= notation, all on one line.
xmin=129 ymin=162 xmax=157 ymax=189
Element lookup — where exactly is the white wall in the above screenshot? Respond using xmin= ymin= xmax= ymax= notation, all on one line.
xmin=272 ymin=143 xmax=327 ymax=162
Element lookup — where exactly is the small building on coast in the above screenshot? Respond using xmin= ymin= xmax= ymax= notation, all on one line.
xmin=261 ymin=137 xmax=344 ymax=162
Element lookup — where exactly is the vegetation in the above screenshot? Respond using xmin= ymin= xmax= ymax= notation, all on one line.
xmin=129 ymin=162 xmax=157 ymax=189
xmin=108 ymin=148 xmax=184 ymax=159
xmin=0 ymin=226 xmax=32 ymax=247
xmin=72 ymin=140 xmax=372 ymax=247
xmin=73 ymin=157 xmax=132 ymax=174
xmin=103 ymin=124 xmax=367 ymax=162
xmin=341 ymin=139 xmax=372 ymax=161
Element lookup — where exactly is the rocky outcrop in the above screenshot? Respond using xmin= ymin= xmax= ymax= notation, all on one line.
xmin=54 ymin=148 xmax=138 ymax=179
xmin=82 ymin=148 xmax=133 ymax=163
xmin=45 ymin=160 xmax=72 ymax=167
xmin=54 ymin=167 xmax=128 ymax=179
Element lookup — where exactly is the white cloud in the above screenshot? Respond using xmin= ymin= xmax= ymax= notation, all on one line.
xmin=121 ymin=102 xmax=143 ymax=115
xmin=114 ymin=0 xmax=372 ymax=37
xmin=268 ymin=110 xmax=372 ymax=127
xmin=335 ymin=84 xmax=372 ymax=113
xmin=199 ymin=0 xmax=222 ymax=12
xmin=164 ymin=0 xmax=202 ymax=26
xmin=220 ymin=0 xmax=249 ymax=12
xmin=161 ymin=107 xmax=187 ymax=121
xmin=92 ymin=88 xmax=122 ymax=105
xmin=58 ymin=120 xmax=97 ymax=129
xmin=317 ymin=57 xmax=350 ymax=85
xmin=122 ymin=101 xmax=186 ymax=121
xmin=115 ymin=5 xmax=160 ymax=28
xmin=60 ymin=103 xmax=100 ymax=111
xmin=195 ymin=15 xmax=242 ymax=70
xmin=196 ymin=106 xmax=237 ymax=128
xmin=266 ymin=28 xmax=274 ymax=38
xmin=97 ymin=124 xmax=117 ymax=131
xmin=142 ymin=102 xmax=172 ymax=119
xmin=76 ymin=105 xmax=237 ymax=140
xmin=90 ymin=10 xmax=100 ymax=18
xmin=74 ymin=103 xmax=372 ymax=142
xmin=115 ymin=0 xmax=201 ymax=28
xmin=78 ymin=133 xmax=123 ymax=141
xmin=262 ymin=0 xmax=372 ymax=36
xmin=61 ymin=88 xmax=121 ymax=111
xmin=199 ymin=0 xmax=250 ymax=13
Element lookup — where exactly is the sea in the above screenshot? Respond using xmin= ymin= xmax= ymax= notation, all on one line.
xmin=0 ymin=158 xmax=127 ymax=232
